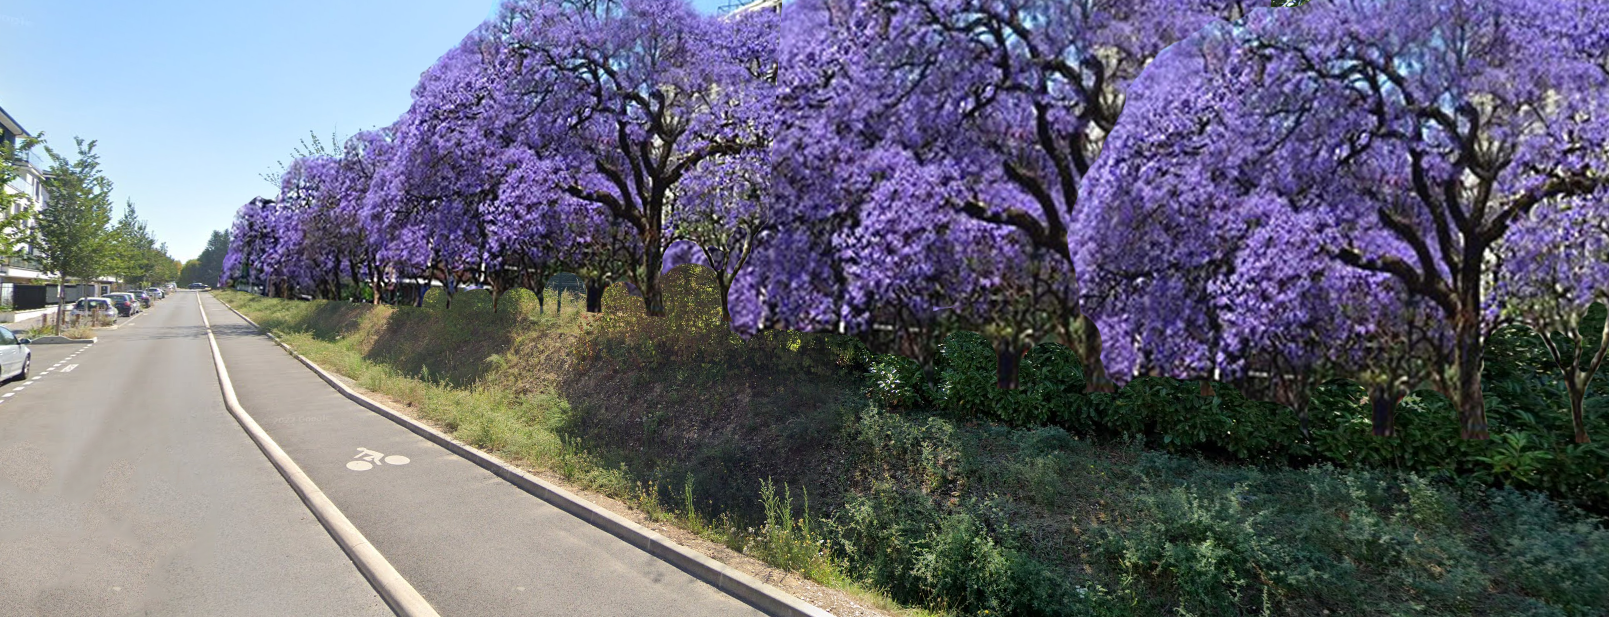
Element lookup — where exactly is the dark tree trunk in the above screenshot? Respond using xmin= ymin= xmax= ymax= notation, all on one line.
xmin=54 ymin=279 xmax=65 ymax=335
xmin=642 ymin=264 xmax=665 ymax=317
xmin=1451 ymin=311 xmax=1490 ymax=439
xmin=1370 ymin=386 xmax=1403 ymax=437
xmin=585 ymin=279 xmax=605 ymax=313
xmin=996 ymin=340 xmax=1028 ymax=390
xmin=1199 ymin=380 xmax=1215 ymax=397
xmin=1567 ymin=380 xmax=1589 ymax=444
xmin=348 ymin=262 xmax=361 ymax=301
xmin=717 ymin=278 xmax=733 ymax=324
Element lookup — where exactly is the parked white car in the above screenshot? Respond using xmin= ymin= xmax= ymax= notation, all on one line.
xmin=0 ymin=327 xmax=31 ymax=382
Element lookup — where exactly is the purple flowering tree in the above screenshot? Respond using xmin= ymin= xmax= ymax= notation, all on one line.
xmin=1074 ymin=27 xmax=1452 ymax=434
xmin=1493 ymin=198 xmax=1609 ymax=443
xmin=379 ymin=40 xmax=505 ymax=307
xmin=484 ymin=0 xmax=769 ymax=317
xmin=333 ymin=129 xmax=396 ymax=304
xmin=766 ymin=0 xmax=1254 ymax=391
xmin=667 ymin=5 xmax=778 ymax=323
xmin=276 ymin=156 xmax=358 ymax=300
xmin=224 ymin=197 xmax=305 ymax=297
xmin=1078 ymin=0 xmax=1609 ymax=439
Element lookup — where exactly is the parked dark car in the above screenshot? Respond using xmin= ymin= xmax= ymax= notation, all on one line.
xmin=128 ymin=290 xmax=152 ymax=308
xmin=105 ymin=293 xmax=138 ymax=317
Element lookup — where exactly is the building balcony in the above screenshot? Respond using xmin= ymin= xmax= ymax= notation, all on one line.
xmin=0 ymin=255 xmax=48 ymax=275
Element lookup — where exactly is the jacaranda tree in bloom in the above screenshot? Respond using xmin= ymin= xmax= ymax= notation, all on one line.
xmin=1075 ymin=26 xmax=1450 ymax=435
xmin=224 ymin=196 xmax=300 ymax=296
xmin=669 ymin=3 xmax=778 ymax=324
xmin=336 ymin=129 xmax=396 ymax=304
xmin=1493 ymin=197 xmax=1609 ymax=443
xmin=374 ymin=39 xmax=507 ymax=308
xmin=484 ymin=0 xmax=774 ymax=318
xmin=1078 ymin=0 xmax=1609 ymax=439
xmin=765 ymin=0 xmax=1261 ymax=391
xmin=277 ymin=155 xmax=356 ymax=300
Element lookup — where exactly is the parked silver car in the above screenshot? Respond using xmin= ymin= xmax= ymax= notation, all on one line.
xmin=69 ymin=297 xmax=117 ymax=323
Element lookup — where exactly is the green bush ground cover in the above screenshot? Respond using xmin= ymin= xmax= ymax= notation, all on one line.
xmin=214 ymin=269 xmax=1609 ymax=617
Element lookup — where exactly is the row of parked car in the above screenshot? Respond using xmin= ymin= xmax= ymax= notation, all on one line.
xmin=69 ymin=284 xmax=178 ymax=322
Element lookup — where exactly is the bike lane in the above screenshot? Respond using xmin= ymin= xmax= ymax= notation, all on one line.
xmin=199 ymin=294 xmax=766 ymax=617
xmin=0 ymin=294 xmax=389 ymax=616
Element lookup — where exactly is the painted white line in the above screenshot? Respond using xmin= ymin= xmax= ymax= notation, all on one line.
xmin=196 ymin=293 xmax=439 ymax=617
xmin=2 ymin=393 xmax=12 ymax=398
xmin=11 ymin=387 xmax=22 ymax=392
xmin=60 ymin=364 xmax=78 ymax=373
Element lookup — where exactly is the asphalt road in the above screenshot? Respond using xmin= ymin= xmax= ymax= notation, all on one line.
xmin=0 ymin=293 xmax=389 ymax=616
xmin=0 ymin=291 xmax=772 ymax=617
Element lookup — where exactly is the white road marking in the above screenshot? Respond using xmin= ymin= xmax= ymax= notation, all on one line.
xmin=11 ymin=387 xmax=22 ymax=392
xmin=2 ymin=393 xmax=12 ymax=398
xmin=60 ymin=364 xmax=78 ymax=373
xmin=348 ymin=448 xmax=410 ymax=471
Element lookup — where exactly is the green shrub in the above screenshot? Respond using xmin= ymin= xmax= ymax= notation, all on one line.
xmin=936 ymin=330 xmax=999 ymax=419
xmin=889 ymin=323 xmax=1609 ymax=514
xmin=868 ymin=353 xmax=930 ymax=411
xmin=1481 ymin=489 xmax=1609 ymax=612
xmin=829 ymin=484 xmax=1084 ymax=617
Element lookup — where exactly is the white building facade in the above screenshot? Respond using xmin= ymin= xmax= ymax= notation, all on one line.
xmin=1 ymin=105 xmax=112 ymax=310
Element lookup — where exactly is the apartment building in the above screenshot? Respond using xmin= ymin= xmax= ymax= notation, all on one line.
xmin=1 ymin=104 xmax=110 ymax=311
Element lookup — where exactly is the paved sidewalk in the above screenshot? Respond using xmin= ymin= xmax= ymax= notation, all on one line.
xmin=200 ymin=294 xmax=766 ymax=617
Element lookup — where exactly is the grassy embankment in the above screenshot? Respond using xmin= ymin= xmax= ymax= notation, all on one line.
xmin=214 ymin=267 xmax=1609 ymax=617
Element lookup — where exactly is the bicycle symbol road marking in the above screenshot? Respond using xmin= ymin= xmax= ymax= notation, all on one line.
xmin=346 ymin=447 xmax=411 ymax=471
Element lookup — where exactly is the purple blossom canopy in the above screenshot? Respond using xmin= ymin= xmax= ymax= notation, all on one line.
xmin=1076 ymin=0 xmax=1609 ymax=436
xmin=762 ymin=0 xmax=1253 ymax=360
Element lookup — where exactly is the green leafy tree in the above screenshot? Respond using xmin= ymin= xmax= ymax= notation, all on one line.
xmin=108 ymin=200 xmax=160 ymax=287
xmin=153 ymin=249 xmax=180 ymax=285
xmin=183 ymin=230 xmax=230 ymax=287
xmin=36 ymin=138 xmax=115 ymax=333
xmin=0 ymin=135 xmax=45 ymax=257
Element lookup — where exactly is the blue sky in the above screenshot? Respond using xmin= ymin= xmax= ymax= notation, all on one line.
xmin=0 ymin=0 xmax=729 ymax=261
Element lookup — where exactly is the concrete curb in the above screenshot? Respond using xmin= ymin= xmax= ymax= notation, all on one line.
xmin=213 ymin=297 xmax=835 ymax=617
xmin=199 ymin=295 xmax=441 ymax=617
xmin=26 ymin=336 xmax=96 ymax=345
